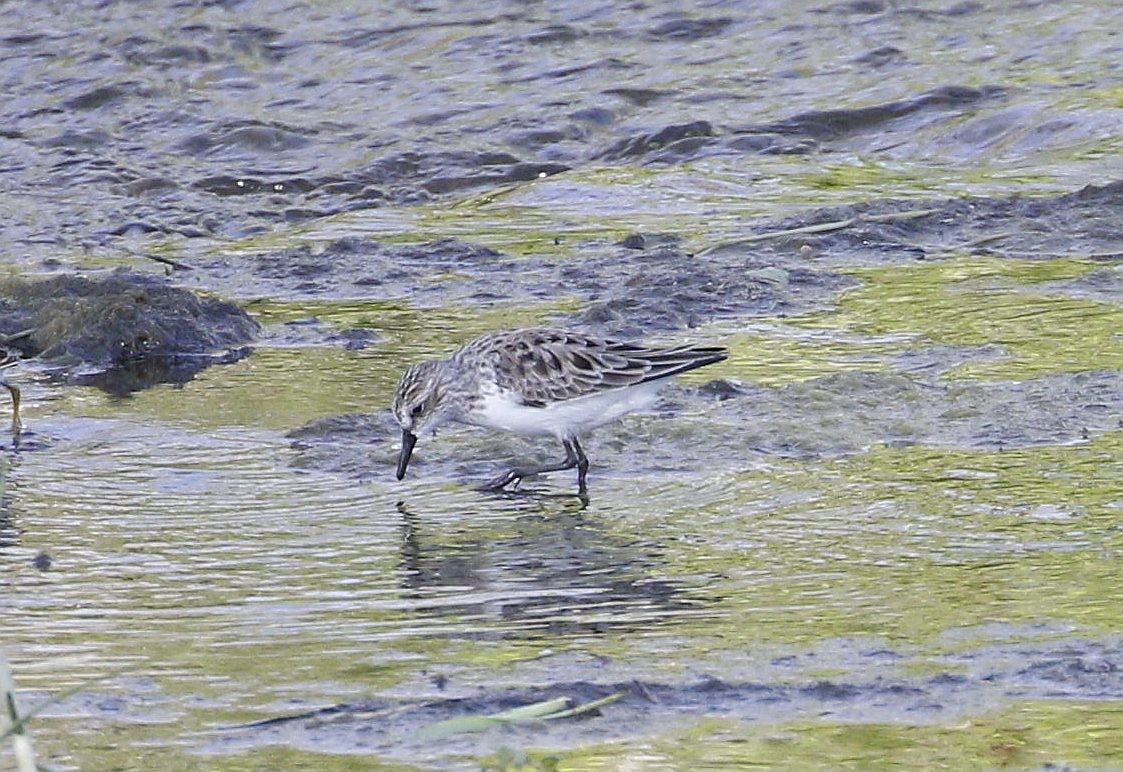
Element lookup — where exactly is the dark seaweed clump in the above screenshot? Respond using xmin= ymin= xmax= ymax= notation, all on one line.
xmin=0 ymin=269 xmax=259 ymax=393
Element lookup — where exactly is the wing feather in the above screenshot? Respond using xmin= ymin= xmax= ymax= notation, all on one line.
xmin=460 ymin=329 xmax=727 ymax=406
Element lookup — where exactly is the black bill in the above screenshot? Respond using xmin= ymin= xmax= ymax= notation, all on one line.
xmin=396 ymin=430 xmax=417 ymax=480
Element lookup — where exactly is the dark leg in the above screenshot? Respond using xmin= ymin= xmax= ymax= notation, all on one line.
xmin=571 ymin=436 xmax=589 ymax=494
xmin=2 ymin=380 xmax=20 ymax=436
xmin=479 ymin=437 xmax=587 ymax=492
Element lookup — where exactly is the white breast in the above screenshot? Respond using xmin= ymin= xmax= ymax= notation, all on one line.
xmin=466 ymin=380 xmax=666 ymax=439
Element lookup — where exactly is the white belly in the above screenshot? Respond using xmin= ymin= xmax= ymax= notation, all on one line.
xmin=467 ymin=381 xmax=665 ymax=438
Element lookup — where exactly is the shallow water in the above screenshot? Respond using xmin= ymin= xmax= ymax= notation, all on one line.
xmin=6 ymin=255 xmax=1123 ymax=768
xmin=3 ymin=0 xmax=1123 ymax=769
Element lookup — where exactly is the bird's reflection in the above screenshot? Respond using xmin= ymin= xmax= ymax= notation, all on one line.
xmin=393 ymin=491 xmax=703 ymax=637
xmin=0 ymin=452 xmax=20 ymax=548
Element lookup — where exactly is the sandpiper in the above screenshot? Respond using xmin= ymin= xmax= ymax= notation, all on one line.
xmin=392 ymin=328 xmax=727 ymax=493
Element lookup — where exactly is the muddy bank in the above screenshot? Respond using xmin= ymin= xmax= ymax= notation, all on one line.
xmin=0 ymin=270 xmax=257 ymax=393
xmin=2 ymin=173 xmax=1106 ymax=411
xmin=190 ymin=179 xmax=1123 ymax=349
xmin=281 ymin=180 xmax=1123 ymax=486
xmin=200 ymin=234 xmax=855 ymax=339
xmin=199 ymin=633 xmax=1123 ymax=760
xmin=704 ymin=179 xmax=1123 ymax=266
xmin=692 ymin=368 xmax=1123 ymax=457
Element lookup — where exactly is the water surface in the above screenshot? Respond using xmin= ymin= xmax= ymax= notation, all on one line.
xmin=2 ymin=0 xmax=1122 ymax=769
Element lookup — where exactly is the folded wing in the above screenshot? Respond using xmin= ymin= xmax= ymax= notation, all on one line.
xmin=478 ymin=329 xmax=727 ymax=406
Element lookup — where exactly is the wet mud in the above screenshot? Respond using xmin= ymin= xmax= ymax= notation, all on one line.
xmin=291 ymin=367 xmax=1123 ymax=486
xmin=694 ymin=368 xmax=1123 ymax=457
xmin=177 ymin=176 xmax=1123 ymax=382
xmin=286 ymin=179 xmax=1123 ymax=482
xmin=201 ymin=234 xmax=854 ymax=338
xmin=203 ymin=633 xmax=1123 ymax=760
xmin=710 ymin=180 xmax=1123 ymax=266
xmin=10 ymin=175 xmax=1107 ymax=395
xmin=191 ymin=179 xmax=1123 ymax=349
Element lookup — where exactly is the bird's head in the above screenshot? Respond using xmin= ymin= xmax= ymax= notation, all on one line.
xmin=391 ymin=359 xmax=454 ymax=480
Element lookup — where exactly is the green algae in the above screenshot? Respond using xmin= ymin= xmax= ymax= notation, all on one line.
xmin=640 ymin=430 xmax=1123 ymax=652
xmin=408 ymin=165 xmax=709 ymax=255
xmin=720 ymin=328 xmax=899 ymax=386
xmin=662 ymin=701 xmax=1123 ymax=770
xmin=218 ymin=750 xmax=416 ymax=772
xmin=285 ymin=169 xmax=663 ymax=257
xmin=796 ymin=159 xmax=936 ymax=193
xmin=790 ymin=255 xmax=1121 ymax=380
xmin=431 ymin=699 xmax=1123 ymax=770
xmin=476 ymin=700 xmax=1123 ymax=769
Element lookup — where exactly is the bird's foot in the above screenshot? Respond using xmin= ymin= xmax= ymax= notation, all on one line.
xmin=477 ymin=469 xmax=524 ymax=492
